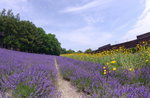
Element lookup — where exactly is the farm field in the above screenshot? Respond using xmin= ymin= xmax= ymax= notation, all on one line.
xmin=62 ymin=44 xmax=150 ymax=70
xmin=61 ymin=45 xmax=150 ymax=97
xmin=0 ymin=48 xmax=59 ymax=98
xmin=1 ymin=1 xmax=150 ymax=98
xmin=0 ymin=47 xmax=150 ymax=98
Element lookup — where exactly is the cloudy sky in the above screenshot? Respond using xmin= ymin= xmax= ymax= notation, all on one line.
xmin=0 ymin=0 xmax=150 ymax=51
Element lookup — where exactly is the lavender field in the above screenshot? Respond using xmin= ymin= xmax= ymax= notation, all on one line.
xmin=56 ymin=56 xmax=150 ymax=98
xmin=0 ymin=48 xmax=150 ymax=98
xmin=0 ymin=48 xmax=59 ymax=98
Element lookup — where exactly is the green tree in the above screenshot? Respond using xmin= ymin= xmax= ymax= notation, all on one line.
xmin=0 ymin=9 xmax=19 ymax=49
xmin=77 ymin=50 xmax=83 ymax=53
xmin=60 ymin=48 xmax=67 ymax=54
xmin=85 ymin=48 xmax=92 ymax=53
xmin=66 ymin=49 xmax=75 ymax=53
xmin=0 ymin=9 xmax=62 ymax=55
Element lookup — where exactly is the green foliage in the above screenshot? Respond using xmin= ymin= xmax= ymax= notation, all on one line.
xmin=77 ymin=50 xmax=83 ymax=53
xmin=85 ymin=48 xmax=92 ymax=53
xmin=14 ymin=83 xmax=35 ymax=98
xmin=60 ymin=48 xmax=68 ymax=54
xmin=62 ymin=46 xmax=150 ymax=69
xmin=67 ymin=49 xmax=75 ymax=53
xmin=0 ymin=9 xmax=61 ymax=55
xmin=60 ymin=48 xmax=76 ymax=54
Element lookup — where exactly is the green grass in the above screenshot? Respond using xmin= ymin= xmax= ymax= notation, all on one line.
xmin=14 ymin=82 xmax=35 ymax=98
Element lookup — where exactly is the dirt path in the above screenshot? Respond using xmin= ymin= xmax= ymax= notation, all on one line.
xmin=55 ymin=59 xmax=91 ymax=98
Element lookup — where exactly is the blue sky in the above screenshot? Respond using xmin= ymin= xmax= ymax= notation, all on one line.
xmin=0 ymin=0 xmax=150 ymax=51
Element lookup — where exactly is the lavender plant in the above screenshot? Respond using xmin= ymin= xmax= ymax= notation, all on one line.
xmin=0 ymin=48 xmax=150 ymax=98
xmin=0 ymin=48 xmax=59 ymax=98
xmin=56 ymin=56 xmax=150 ymax=98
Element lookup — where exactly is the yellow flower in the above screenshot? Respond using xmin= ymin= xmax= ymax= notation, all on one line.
xmin=106 ymin=62 xmax=109 ymax=65
xmin=111 ymin=61 xmax=116 ymax=64
xmin=149 ymin=54 xmax=150 ymax=56
xmin=104 ymin=70 xmax=106 ymax=72
xmin=129 ymin=68 xmax=132 ymax=71
xmin=103 ymin=66 xmax=106 ymax=69
xmin=146 ymin=60 xmax=149 ymax=62
xmin=113 ymin=68 xmax=116 ymax=71
xmin=103 ymin=72 xmax=107 ymax=75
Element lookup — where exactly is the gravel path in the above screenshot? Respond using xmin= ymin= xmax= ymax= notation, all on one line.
xmin=55 ymin=59 xmax=91 ymax=98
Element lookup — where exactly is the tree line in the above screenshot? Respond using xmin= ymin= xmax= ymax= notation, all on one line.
xmin=0 ymin=9 xmax=61 ymax=55
xmin=60 ymin=48 xmax=92 ymax=54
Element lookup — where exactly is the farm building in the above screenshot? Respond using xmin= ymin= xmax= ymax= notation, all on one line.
xmin=93 ymin=32 xmax=150 ymax=53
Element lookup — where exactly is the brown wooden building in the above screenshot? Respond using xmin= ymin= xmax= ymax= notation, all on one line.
xmin=92 ymin=32 xmax=150 ymax=53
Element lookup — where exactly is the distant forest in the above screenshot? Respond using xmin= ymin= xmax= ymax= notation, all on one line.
xmin=0 ymin=9 xmax=61 ymax=55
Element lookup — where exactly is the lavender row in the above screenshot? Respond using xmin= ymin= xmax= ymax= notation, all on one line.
xmin=56 ymin=56 xmax=150 ymax=98
xmin=0 ymin=48 xmax=59 ymax=98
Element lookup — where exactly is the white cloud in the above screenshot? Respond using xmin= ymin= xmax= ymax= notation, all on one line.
xmin=58 ymin=26 xmax=113 ymax=50
xmin=0 ymin=0 xmax=35 ymax=20
xmin=62 ymin=0 xmax=112 ymax=13
xmin=0 ymin=0 xmax=28 ymax=11
xmin=122 ymin=0 xmax=150 ymax=40
xmin=82 ymin=14 xmax=104 ymax=24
